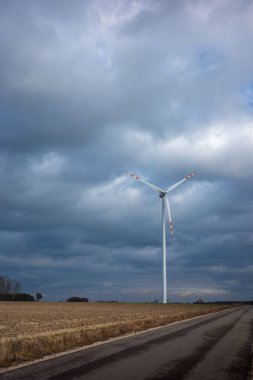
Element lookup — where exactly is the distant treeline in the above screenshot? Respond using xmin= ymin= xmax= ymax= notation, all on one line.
xmin=0 ymin=275 xmax=35 ymax=301
xmin=0 ymin=293 xmax=35 ymax=301
xmin=205 ymin=301 xmax=253 ymax=305
xmin=66 ymin=297 xmax=89 ymax=302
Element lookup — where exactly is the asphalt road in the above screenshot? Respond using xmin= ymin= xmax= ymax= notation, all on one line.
xmin=1 ymin=306 xmax=252 ymax=380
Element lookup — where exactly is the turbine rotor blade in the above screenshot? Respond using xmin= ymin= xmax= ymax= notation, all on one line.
xmin=165 ymin=195 xmax=174 ymax=236
xmin=167 ymin=173 xmax=195 ymax=193
xmin=126 ymin=172 xmax=165 ymax=193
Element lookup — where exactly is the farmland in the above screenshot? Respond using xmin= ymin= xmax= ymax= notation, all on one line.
xmin=0 ymin=302 xmax=236 ymax=368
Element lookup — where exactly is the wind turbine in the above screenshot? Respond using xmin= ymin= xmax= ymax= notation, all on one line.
xmin=127 ymin=172 xmax=194 ymax=304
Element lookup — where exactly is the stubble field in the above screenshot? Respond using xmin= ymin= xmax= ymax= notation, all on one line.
xmin=0 ymin=302 xmax=235 ymax=368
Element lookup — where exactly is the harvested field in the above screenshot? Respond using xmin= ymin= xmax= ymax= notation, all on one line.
xmin=0 ymin=302 xmax=236 ymax=368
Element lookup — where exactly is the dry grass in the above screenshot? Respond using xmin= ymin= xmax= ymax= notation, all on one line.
xmin=0 ymin=302 xmax=235 ymax=368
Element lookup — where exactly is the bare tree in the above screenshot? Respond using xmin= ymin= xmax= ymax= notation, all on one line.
xmin=0 ymin=276 xmax=5 ymax=294
xmin=36 ymin=293 xmax=43 ymax=301
xmin=0 ymin=276 xmax=22 ymax=294
xmin=0 ymin=276 xmax=11 ymax=294
xmin=12 ymin=281 xmax=21 ymax=294
xmin=5 ymin=278 xmax=11 ymax=293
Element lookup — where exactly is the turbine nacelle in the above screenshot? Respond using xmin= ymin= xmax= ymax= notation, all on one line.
xmin=159 ymin=192 xmax=166 ymax=198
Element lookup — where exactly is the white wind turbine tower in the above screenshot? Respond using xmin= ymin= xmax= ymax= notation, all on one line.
xmin=127 ymin=172 xmax=194 ymax=304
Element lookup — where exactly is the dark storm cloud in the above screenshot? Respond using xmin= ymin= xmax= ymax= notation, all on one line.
xmin=0 ymin=0 xmax=253 ymax=302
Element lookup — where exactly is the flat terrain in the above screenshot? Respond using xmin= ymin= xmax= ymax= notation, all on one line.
xmin=0 ymin=302 xmax=235 ymax=367
xmin=1 ymin=306 xmax=252 ymax=380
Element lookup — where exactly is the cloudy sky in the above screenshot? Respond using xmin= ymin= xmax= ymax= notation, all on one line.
xmin=1 ymin=0 xmax=253 ymax=302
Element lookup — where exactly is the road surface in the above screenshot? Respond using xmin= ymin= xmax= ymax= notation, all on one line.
xmin=1 ymin=306 xmax=252 ymax=380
